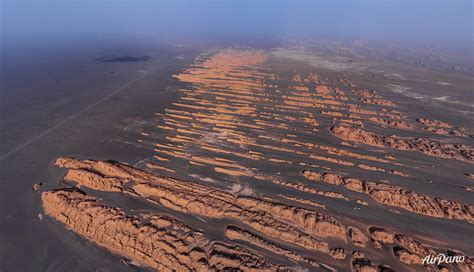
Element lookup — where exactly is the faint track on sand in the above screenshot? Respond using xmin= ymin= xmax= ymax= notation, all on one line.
xmin=0 ymin=71 xmax=149 ymax=161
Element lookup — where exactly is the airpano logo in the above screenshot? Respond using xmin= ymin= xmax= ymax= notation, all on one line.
xmin=422 ymin=254 xmax=465 ymax=265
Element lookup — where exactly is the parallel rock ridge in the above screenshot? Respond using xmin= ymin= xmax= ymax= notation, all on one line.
xmin=368 ymin=226 xmax=474 ymax=272
xmin=53 ymin=158 xmax=356 ymax=257
xmin=330 ymin=126 xmax=473 ymax=162
xmin=224 ymin=226 xmax=326 ymax=269
xmin=302 ymin=170 xmax=474 ymax=224
xmin=45 ymin=157 xmax=366 ymax=270
xmin=46 ymin=157 xmax=474 ymax=271
xmin=42 ymin=189 xmax=289 ymax=272
xmin=38 ymin=49 xmax=474 ymax=271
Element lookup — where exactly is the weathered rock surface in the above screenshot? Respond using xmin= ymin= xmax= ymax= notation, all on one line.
xmin=303 ymin=170 xmax=474 ymax=224
xmin=54 ymin=157 xmax=352 ymax=258
xmin=42 ymin=189 xmax=288 ymax=271
xmin=225 ymin=226 xmax=328 ymax=269
xmin=351 ymin=255 xmax=377 ymax=272
xmin=417 ymin=118 xmax=452 ymax=128
xmin=330 ymin=126 xmax=384 ymax=147
xmin=329 ymin=126 xmax=473 ymax=162
xmin=368 ymin=226 xmax=473 ymax=270
xmin=383 ymin=136 xmax=473 ymax=162
xmin=32 ymin=182 xmax=42 ymax=191
xmin=393 ymin=247 xmax=422 ymax=265
xmin=36 ymin=48 xmax=474 ymax=272
xmin=348 ymin=227 xmax=369 ymax=248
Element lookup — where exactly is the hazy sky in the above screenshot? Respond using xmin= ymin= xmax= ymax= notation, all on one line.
xmin=1 ymin=0 xmax=473 ymax=47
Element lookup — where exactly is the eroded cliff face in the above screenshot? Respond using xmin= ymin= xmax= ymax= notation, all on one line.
xmin=53 ymin=157 xmax=356 ymax=258
xmin=330 ymin=126 xmax=384 ymax=147
xmin=224 ymin=226 xmax=324 ymax=269
xmin=302 ymin=170 xmax=474 ymax=224
xmin=368 ymin=227 xmax=474 ymax=271
xmin=330 ymin=126 xmax=473 ymax=162
xmin=42 ymin=189 xmax=290 ymax=272
xmin=42 ymin=157 xmax=474 ymax=271
xmin=38 ymin=49 xmax=473 ymax=271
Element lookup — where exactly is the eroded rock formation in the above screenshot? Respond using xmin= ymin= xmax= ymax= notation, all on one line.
xmin=225 ymin=226 xmax=327 ymax=269
xmin=42 ymin=189 xmax=288 ymax=271
xmin=330 ymin=126 xmax=384 ymax=147
xmin=37 ymin=49 xmax=474 ymax=271
xmin=53 ymin=157 xmax=356 ymax=259
xmin=330 ymin=126 xmax=473 ymax=162
xmin=302 ymin=170 xmax=474 ymax=224
xmin=368 ymin=226 xmax=474 ymax=271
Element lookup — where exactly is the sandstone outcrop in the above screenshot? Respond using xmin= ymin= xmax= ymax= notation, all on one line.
xmin=302 ymin=170 xmax=474 ymax=224
xmin=54 ymin=157 xmax=354 ymax=258
xmin=351 ymin=255 xmax=377 ymax=272
xmin=348 ymin=227 xmax=369 ymax=248
xmin=37 ymin=48 xmax=474 ymax=271
xmin=330 ymin=126 xmax=384 ymax=147
xmin=225 ymin=226 xmax=328 ymax=269
xmin=330 ymin=126 xmax=473 ymax=162
xmin=42 ymin=189 xmax=288 ymax=271
xmin=368 ymin=226 xmax=473 ymax=270
xmin=32 ymin=182 xmax=42 ymax=191
xmin=417 ymin=118 xmax=452 ymax=128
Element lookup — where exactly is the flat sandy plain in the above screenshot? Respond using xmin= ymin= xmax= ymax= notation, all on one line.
xmin=0 ymin=41 xmax=473 ymax=271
